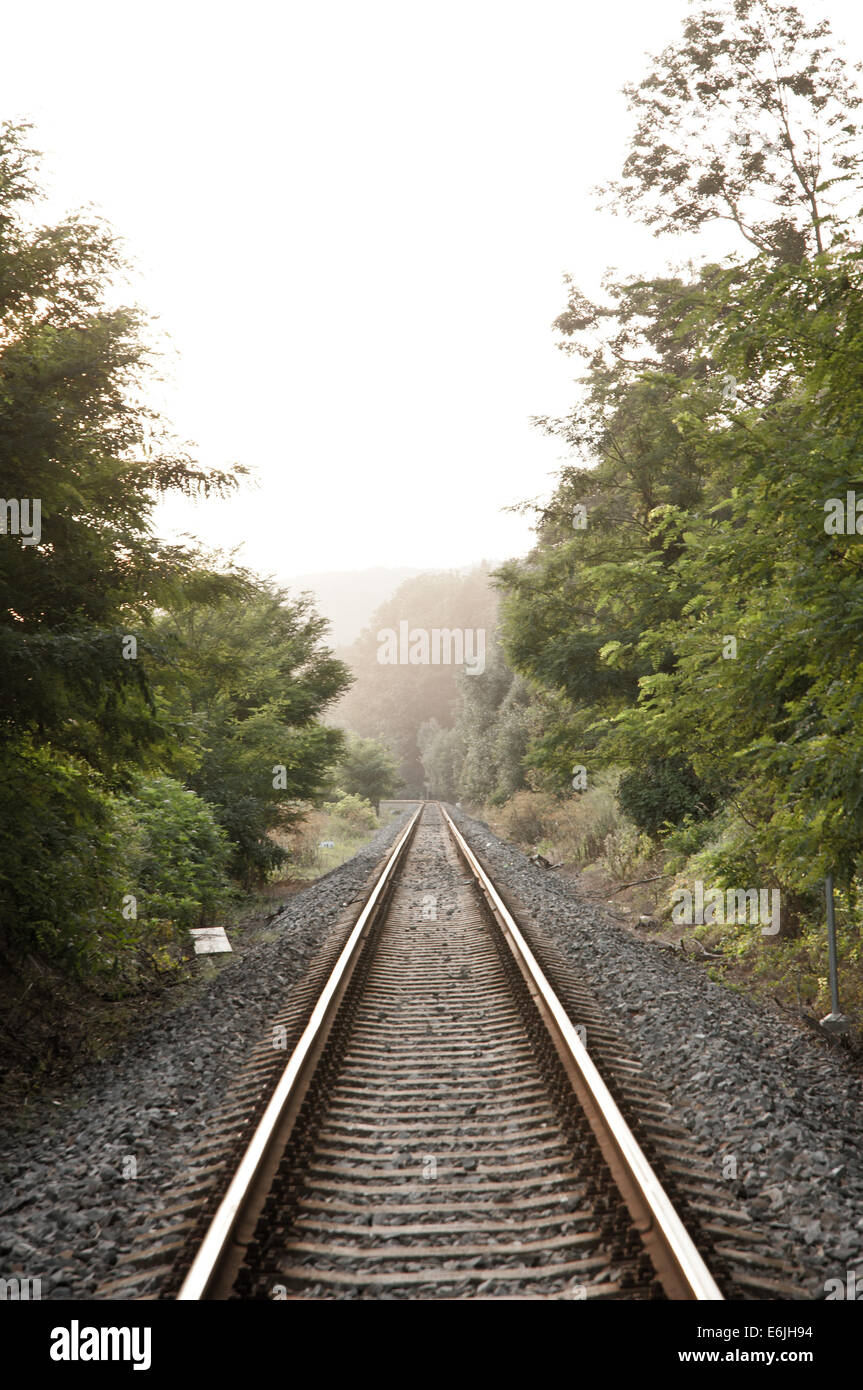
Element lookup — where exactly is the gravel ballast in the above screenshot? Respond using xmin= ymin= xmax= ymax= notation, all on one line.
xmin=451 ymin=807 xmax=863 ymax=1301
xmin=1 ymin=802 xmax=860 ymax=1302
xmin=0 ymin=812 xmax=412 ymax=1301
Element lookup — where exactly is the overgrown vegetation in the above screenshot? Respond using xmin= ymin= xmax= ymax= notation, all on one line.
xmin=491 ymin=0 xmax=863 ymax=1030
xmin=0 ymin=123 xmax=351 ymax=998
xmin=284 ymin=796 xmax=384 ymax=880
xmin=333 ymin=2 xmax=863 ymax=1034
xmin=6 ymin=0 xmax=863 ymax=1059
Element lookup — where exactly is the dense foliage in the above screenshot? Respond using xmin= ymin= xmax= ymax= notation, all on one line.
xmin=116 ymin=776 xmax=232 ymax=933
xmin=334 ymin=735 xmax=401 ymax=812
xmin=0 ymin=124 xmax=350 ymax=978
xmin=151 ymin=573 xmax=350 ymax=886
xmin=496 ymin=1 xmax=863 ymax=944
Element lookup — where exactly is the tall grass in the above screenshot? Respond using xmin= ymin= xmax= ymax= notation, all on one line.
xmin=273 ymin=798 xmax=384 ymax=881
xmin=486 ymin=774 xmax=651 ymax=879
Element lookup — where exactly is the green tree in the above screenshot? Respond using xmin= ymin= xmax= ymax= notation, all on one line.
xmin=602 ymin=0 xmax=863 ymax=258
xmin=336 ymin=734 xmax=400 ymax=812
xmin=0 ymin=122 xmax=240 ymax=971
xmin=152 ymin=572 xmax=351 ymax=884
xmin=0 ymin=122 xmax=240 ymax=772
xmin=451 ymin=632 xmax=537 ymax=805
xmin=502 ymin=246 xmax=863 ymax=918
xmin=498 ymin=270 xmax=715 ymax=789
xmin=332 ymin=567 xmax=499 ymax=792
xmin=417 ymin=720 xmax=465 ymax=802
xmin=607 ymin=247 xmax=863 ymax=894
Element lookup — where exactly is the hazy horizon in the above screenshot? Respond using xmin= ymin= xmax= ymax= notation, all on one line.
xmin=287 ymin=559 xmax=505 ymax=646
xmin=4 ymin=0 xmax=861 ymax=583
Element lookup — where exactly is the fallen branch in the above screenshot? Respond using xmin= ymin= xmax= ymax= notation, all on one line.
xmin=610 ymin=873 xmax=673 ymax=892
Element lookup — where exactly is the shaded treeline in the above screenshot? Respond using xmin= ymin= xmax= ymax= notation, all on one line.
xmin=0 ymin=123 xmax=350 ymax=983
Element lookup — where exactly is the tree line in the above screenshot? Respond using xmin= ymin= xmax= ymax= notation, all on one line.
xmin=0 ymin=123 xmax=351 ymax=982
xmin=495 ymin=0 xmax=863 ymax=934
xmin=347 ymin=3 xmax=863 ymax=964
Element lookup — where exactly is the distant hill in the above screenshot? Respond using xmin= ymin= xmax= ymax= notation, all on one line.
xmin=328 ymin=565 xmax=499 ymax=794
xmin=286 ymin=566 xmax=423 ymax=646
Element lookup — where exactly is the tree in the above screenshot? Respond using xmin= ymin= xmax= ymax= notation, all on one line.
xmin=0 ymin=122 xmax=241 ymax=970
xmin=498 ymin=268 xmax=716 ymax=788
xmin=337 ymin=734 xmax=400 ymax=812
xmin=502 ymin=233 xmax=863 ymax=921
xmin=451 ymin=632 xmax=536 ymax=804
xmin=601 ymin=0 xmax=863 ymax=258
xmin=152 ymin=571 xmax=352 ymax=884
xmin=606 ymin=247 xmax=863 ymax=893
xmin=0 ymin=121 xmax=241 ymax=772
xmin=332 ymin=567 xmax=499 ymax=792
xmin=417 ymin=721 xmax=465 ymax=802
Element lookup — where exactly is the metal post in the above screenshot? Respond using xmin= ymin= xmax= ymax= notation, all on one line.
xmin=821 ymin=873 xmax=850 ymax=1035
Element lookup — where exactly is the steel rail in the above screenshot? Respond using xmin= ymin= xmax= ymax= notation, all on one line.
xmin=176 ymin=804 xmax=423 ymax=1301
xmin=440 ymin=804 xmax=723 ymax=1302
xmin=178 ymin=800 xmax=721 ymax=1300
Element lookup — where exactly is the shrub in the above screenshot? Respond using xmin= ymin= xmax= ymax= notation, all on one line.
xmin=0 ymin=741 xmax=130 ymax=973
xmin=617 ymin=758 xmax=718 ymax=839
xmin=496 ymin=791 xmax=559 ymax=845
xmin=119 ymin=776 xmax=232 ymax=932
xmin=329 ymin=792 xmax=378 ymax=834
xmin=490 ymin=775 xmax=648 ymax=872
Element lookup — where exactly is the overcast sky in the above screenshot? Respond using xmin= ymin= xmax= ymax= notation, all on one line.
xmin=4 ymin=0 xmax=861 ymax=579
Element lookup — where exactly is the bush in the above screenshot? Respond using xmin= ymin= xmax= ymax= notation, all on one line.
xmin=662 ymin=806 xmax=820 ymax=941
xmin=617 ymin=758 xmax=718 ymax=839
xmin=495 ymin=790 xmax=559 ymax=845
xmin=559 ymin=776 xmax=625 ymax=866
xmin=277 ymin=809 xmax=326 ymax=871
xmin=0 ymin=741 xmax=130 ymax=973
xmin=119 ymin=776 xmax=232 ymax=933
xmin=600 ymin=822 xmax=652 ymax=880
xmin=329 ymin=792 xmax=378 ymax=834
xmin=490 ymin=775 xmax=649 ymax=873
xmin=0 ymin=758 xmax=232 ymax=978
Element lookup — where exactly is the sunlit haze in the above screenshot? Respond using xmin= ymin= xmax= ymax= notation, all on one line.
xmin=4 ymin=0 xmax=861 ymax=579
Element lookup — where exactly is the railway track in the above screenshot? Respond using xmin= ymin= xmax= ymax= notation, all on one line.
xmin=136 ymin=800 xmax=802 ymax=1302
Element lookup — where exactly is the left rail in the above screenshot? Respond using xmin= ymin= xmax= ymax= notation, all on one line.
xmin=176 ymin=804 xmax=423 ymax=1301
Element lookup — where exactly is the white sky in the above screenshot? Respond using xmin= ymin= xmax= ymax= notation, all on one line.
xmin=3 ymin=0 xmax=861 ymax=578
